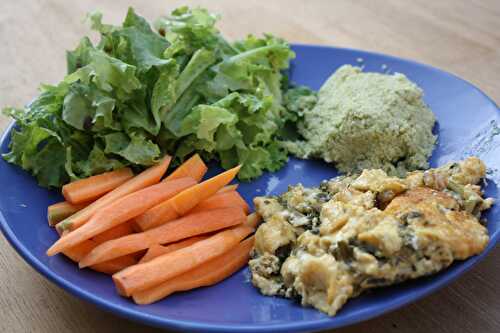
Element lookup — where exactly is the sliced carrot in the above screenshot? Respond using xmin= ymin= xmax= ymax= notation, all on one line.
xmin=62 ymin=239 xmax=96 ymax=261
xmin=92 ymin=221 xmax=140 ymax=259
xmin=169 ymin=165 xmax=241 ymax=214
xmin=135 ymin=165 xmax=241 ymax=231
xmin=190 ymin=191 xmax=250 ymax=214
xmin=79 ymin=207 xmax=245 ymax=268
xmin=164 ymin=154 xmax=207 ymax=182
xmin=134 ymin=203 xmax=178 ymax=231
xmin=138 ymin=235 xmax=209 ymax=264
xmin=217 ymin=184 xmax=238 ymax=193
xmin=133 ymin=236 xmax=254 ymax=304
xmin=56 ymin=156 xmax=172 ymax=232
xmin=113 ymin=224 xmax=254 ymax=296
xmin=62 ymin=168 xmax=134 ymax=204
xmin=92 ymin=221 xmax=135 ymax=245
xmin=62 ymin=239 xmax=137 ymax=275
xmin=91 ymin=256 xmax=137 ymax=275
xmin=48 ymin=201 xmax=90 ymax=226
xmin=47 ymin=177 xmax=196 ymax=256
xmin=138 ymin=244 xmax=165 ymax=265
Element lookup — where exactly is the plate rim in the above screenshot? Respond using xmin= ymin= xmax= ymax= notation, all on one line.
xmin=0 ymin=43 xmax=499 ymax=333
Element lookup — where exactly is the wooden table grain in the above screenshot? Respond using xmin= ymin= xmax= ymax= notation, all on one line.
xmin=1 ymin=1 xmax=499 ymax=332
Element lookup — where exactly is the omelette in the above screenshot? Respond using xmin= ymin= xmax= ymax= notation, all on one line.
xmin=249 ymin=157 xmax=493 ymax=316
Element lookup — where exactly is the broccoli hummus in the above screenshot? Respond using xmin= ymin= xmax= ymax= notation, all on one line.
xmin=249 ymin=157 xmax=493 ymax=316
xmin=287 ymin=65 xmax=436 ymax=175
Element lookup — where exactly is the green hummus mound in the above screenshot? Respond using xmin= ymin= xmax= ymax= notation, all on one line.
xmin=287 ymin=65 xmax=436 ymax=175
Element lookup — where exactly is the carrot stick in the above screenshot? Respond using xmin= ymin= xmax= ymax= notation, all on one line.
xmin=135 ymin=165 xmax=241 ymax=231
xmin=90 ymin=256 xmax=137 ymax=275
xmin=62 ymin=239 xmax=96 ymax=261
xmin=113 ymin=224 xmax=254 ymax=296
xmin=134 ymin=205 xmax=178 ymax=231
xmin=132 ymin=236 xmax=255 ymax=304
xmin=62 ymin=168 xmax=134 ymax=204
xmin=56 ymin=156 xmax=172 ymax=232
xmin=92 ymin=221 xmax=135 ymax=244
xmin=169 ymin=165 xmax=241 ymax=214
xmin=48 ymin=201 xmax=90 ymax=226
xmin=138 ymin=235 xmax=209 ymax=264
xmin=79 ymin=207 xmax=245 ymax=268
xmin=190 ymin=191 xmax=250 ymax=214
xmin=164 ymin=154 xmax=207 ymax=182
xmin=138 ymin=244 xmax=166 ymax=265
xmin=47 ymin=177 xmax=196 ymax=256
xmin=62 ymin=239 xmax=137 ymax=275
xmin=217 ymin=184 xmax=238 ymax=193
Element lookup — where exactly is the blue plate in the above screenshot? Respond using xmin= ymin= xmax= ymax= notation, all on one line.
xmin=1 ymin=44 xmax=499 ymax=332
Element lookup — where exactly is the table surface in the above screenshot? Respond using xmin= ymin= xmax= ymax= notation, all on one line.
xmin=1 ymin=0 xmax=499 ymax=332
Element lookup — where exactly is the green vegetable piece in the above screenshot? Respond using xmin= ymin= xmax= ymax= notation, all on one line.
xmin=104 ymin=132 xmax=160 ymax=166
xmin=2 ymin=5 xmax=308 ymax=187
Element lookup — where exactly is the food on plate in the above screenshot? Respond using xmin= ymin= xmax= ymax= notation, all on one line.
xmin=44 ymin=155 xmax=257 ymax=304
xmin=286 ymin=65 xmax=437 ymax=175
xmin=189 ymin=190 xmax=250 ymax=214
xmin=113 ymin=223 xmax=254 ymax=296
xmin=63 ymin=239 xmax=138 ymax=275
xmin=249 ymin=157 xmax=493 ymax=316
xmin=78 ymin=207 xmax=246 ymax=268
xmin=134 ymin=164 xmax=241 ymax=231
xmin=47 ymin=175 xmax=197 ymax=255
xmin=3 ymin=2 xmax=494 ymax=321
xmin=62 ymin=168 xmax=134 ymax=204
xmin=163 ymin=153 xmax=207 ymax=182
xmin=217 ymin=184 xmax=239 ymax=193
xmin=47 ymin=201 xmax=90 ymax=226
xmin=91 ymin=221 xmax=136 ymax=244
xmin=138 ymin=235 xmax=210 ymax=264
xmin=56 ymin=155 xmax=173 ymax=232
xmin=2 ymin=6 xmax=313 ymax=187
xmin=132 ymin=235 xmax=255 ymax=304
xmin=133 ymin=209 xmax=255 ymax=261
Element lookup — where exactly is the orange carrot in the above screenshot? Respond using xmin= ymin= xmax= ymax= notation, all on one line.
xmin=113 ymin=224 xmax=254 ymax=296
xmin=89 ymin=256 xmax=137 ymax=275
xmin=170 ymin=165 xmax=241 ymax=214
xmin=47 ymin=177 xmax=196 ymax=256
xmin=190 ymin=191 xmax=250 ymax=214
xmin=164 ymin=154 xmax=207 ymax=182
xmin=90 ymin=256 xmax=137 ymax=275
xmin=62 ymin=168 xmax=134 ymax=204
xmin=62 ymin=239 xmax=137 ymax=275
xmin=138 ymin=244 xmax=166 ymax=265
xmin=62 ymin=239 xmax=96 ymax=261
xmin=48 ymin=201 xmax=90 ymax=226
xmin=56 ymin=156 xmax=172 ymax=232
xmin=92 ymin=221 xmax=135 ymax=244
xmin=217 ymin=184 xmax=238 ymax=193
xmin=79 ymin=207 xmax=245 ymax=268
xmin=133 ymin=236 xmax=254 ymax=304
xmin=134 ymin=204 xmax=178 ymax=231
xmin=135 ymin=165 xmax=241 ymax=231
xmin=138 ymin=235 xmax=209 ymax=264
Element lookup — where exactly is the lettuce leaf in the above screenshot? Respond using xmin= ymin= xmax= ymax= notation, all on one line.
xmin=2 ymin=6 xmax=316 ymax=188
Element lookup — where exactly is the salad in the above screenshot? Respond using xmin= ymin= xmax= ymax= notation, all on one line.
xmin=3 ymin=6 xmax=314 ymax=187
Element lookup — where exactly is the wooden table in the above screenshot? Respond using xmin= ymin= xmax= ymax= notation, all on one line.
xmin=1 ymin=1 xmax=499 ymax=332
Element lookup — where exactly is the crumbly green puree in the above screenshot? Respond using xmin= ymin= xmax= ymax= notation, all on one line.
xmin=287 ymin=65 xmax=436 ymax=175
